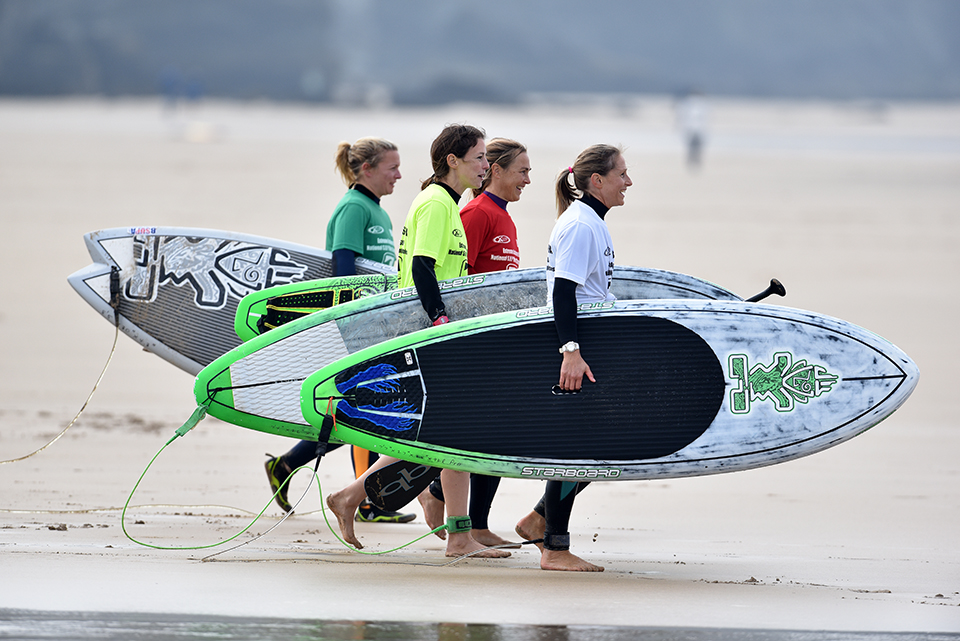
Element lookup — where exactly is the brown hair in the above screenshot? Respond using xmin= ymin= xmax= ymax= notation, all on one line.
xmin=421 ymin=123 xmax=486 ymax=190
xmin=554 ymin=144 xmax=623 ymax=216
xmin=334 ymin=137 xmax=398 ymax=186
xmin=472 ymin=138 xmax=527 ymax=198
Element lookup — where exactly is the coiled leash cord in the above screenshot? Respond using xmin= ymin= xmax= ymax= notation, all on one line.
xmin=123 ymin=401 xmax=534 ymax=565
xmin=1 ymin=267 xmax=122 ymax=465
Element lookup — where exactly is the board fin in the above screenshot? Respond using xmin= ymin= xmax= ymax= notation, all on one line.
xmin=363 ymin=459 xmax=439 ymax=512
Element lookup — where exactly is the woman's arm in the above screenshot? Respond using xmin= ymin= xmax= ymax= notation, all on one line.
xmin=331 ymin=248 xmax=357 ymax=276
xmin=554 ymin=277 xmax=594 ymax=391
xmin=411 ymin=255 xmax=447 ymax=324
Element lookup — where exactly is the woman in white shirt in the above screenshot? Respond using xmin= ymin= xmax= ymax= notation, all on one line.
xmin=517 ymin=144 xmax=632 ymax=571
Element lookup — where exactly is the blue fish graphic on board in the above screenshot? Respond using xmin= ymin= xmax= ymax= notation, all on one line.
xmin=335 ymin=363 xmax=419 ymax=432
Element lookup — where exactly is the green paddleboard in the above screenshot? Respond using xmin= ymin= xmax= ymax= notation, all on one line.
xmin=196 ymin=266 xmax=743 ymax=441
xmin=233 ymin=273 xmax=398 ymax=342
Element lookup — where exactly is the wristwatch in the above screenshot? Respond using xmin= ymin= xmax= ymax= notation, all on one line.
xmin=558 ymin=341 xmax=580 ymax=354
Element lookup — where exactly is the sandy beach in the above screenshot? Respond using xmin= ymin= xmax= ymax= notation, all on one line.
xmin=0 ymin=97 xmax=958 ymax=635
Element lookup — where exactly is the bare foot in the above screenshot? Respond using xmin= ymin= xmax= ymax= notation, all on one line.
xmin=514 ymin=511 xmax=546 ymax=552
xmin=471 ymin=528 xmax=521 ymax=549
xmin=326 ymin=492 xmax=362 ymax=549
xmin=541 ymin=549 xmax=604 ymax=572
xmin=445 ymin=531 xmax=511 ymax=558
xmin=417 ymin=489 xmax=446 ymax=540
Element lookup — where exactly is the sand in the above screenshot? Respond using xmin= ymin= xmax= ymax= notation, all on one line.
xmin=0 ymin=97 xmax=957 ymax=633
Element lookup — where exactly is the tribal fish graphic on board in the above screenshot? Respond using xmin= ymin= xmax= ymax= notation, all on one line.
xmin=728 ymin=351 xmax=838 ymax=413
xmin=335 ymin=362 xmax=421 ymax=433
xmin=124 ymin=235 xmax=309 ymax=309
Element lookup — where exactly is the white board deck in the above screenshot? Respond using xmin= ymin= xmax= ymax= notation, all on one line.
xmin=67 ymin=226 xmax=394 ymax=375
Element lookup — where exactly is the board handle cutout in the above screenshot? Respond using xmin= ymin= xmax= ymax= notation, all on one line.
xmin=551 ymin=385 xmax=581 ymax=396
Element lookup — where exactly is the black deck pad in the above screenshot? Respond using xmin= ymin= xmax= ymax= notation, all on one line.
xmin=335 ymin=315 xmax=724 ymax=462
xmin=334 ymin=350 xmax=426 ymax=437
xmin=416 ymin=316 xmax=724 ymax=461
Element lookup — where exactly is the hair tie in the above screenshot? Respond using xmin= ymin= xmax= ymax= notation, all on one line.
xmin=567 ymin=166 xmax=573 ymax=174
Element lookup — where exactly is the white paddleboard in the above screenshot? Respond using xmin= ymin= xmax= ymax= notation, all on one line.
xmin=67 ymin=226 xmax=394 ymax=375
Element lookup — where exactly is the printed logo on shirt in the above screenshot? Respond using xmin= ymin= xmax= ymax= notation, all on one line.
xmin=368 ymin=225 xmax=385 ymax=234
xmin=452 ymin=229 xmax=463 ymax=237
xmin=493 ymin=235 xmax=511 ymax=244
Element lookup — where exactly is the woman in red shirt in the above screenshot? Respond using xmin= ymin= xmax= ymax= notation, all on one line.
xmin=461 ymin=138 xmax=528 ymax=272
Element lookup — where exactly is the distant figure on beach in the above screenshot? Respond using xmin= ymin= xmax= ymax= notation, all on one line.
xmin=263 ymin=137 xmax=413 ymax=524
xmin=514 ymin=144 xmax=632 ymax=572
xmin=325 ymin=123 xmax=511 ymax=559
xmin=420 ymin=137 xmax=531 ymax=550
xmin=676 ymin=91 xmax=708 ymax=169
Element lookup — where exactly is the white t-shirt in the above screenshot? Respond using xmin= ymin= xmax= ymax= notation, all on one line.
xmin=546 ymin=199 xmax=616 ymax=304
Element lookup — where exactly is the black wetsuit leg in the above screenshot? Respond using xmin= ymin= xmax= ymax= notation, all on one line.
xmin=538 ymin=481 xmax=589 ymax=551
xmin=468 ymin=474 xmax=501 ymax=530
xmin=283 ymin=439 xmax=344 ymax=469
xmin=533 ymin=480 xmax=589 ymax=517
xmin=429 ymin=476 xmax=444 ymax=501
xmin=427 ymin=474 xmax=500 ymax=529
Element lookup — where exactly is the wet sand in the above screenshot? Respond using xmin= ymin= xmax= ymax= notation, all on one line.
xmin=0 ymin=98 xmax=957 ymax=633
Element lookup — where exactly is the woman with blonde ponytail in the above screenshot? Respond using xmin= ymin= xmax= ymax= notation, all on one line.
xmin=264 ymin=137 xmax=411 ymax=525
xmin=326 ymin=124 xmax=512 ymax=561
xmin=515 ymin=144 xmax=633 ymax=572
xmin=327 ymin=137 xmax=401 ymax=274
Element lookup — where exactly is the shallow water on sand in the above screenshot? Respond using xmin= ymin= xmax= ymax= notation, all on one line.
xmin=1 ymin=610 xmax=956 ymax=641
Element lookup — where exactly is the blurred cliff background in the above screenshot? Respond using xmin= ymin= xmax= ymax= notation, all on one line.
xmin=1 ymin=0 xmax=958 ymax=105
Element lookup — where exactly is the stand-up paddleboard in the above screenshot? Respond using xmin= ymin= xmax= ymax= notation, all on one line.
xmin=234 ymin=274 xmax=396 ymax=342
xmin=195 ymin=268 xmax=744 ymax=441
xmin=300 ymin=300 xmax=918 ymax=481
xmin=233 ymin=266 xmax=744 ymax=342
xmin=67 ymin=227 xmax=394 ymax=375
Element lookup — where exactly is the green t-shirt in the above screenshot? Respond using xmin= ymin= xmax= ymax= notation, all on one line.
xmin=325 ymin=188 xmax=396 ymax=267
xmin=397 ymin=183 xmax=468 ymax=288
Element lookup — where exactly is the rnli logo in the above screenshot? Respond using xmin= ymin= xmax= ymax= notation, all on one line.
xmin=368 ymin=225 xmax=385 ymax=234
xmin=493 ymin=235 xmax=511 ymax=243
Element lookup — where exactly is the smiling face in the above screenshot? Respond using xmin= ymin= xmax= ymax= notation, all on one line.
xmin=592 ymin=153 xmax=632 ymax=208
xmin=359 ymin=149 xmax=401 ymax=199
xmin=447 ymin=139 xmax=489 ymax=194
xmin=488 ymin=151 xmax=531 ymax=203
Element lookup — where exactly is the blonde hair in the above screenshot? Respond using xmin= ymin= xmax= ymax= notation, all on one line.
xmin=334 ymin=137 xmax=398 ymax=186
xmin=555 ymin=144 xmax=623 ymax=216
xmin=472 ymin=138 xmax=527 ymax=198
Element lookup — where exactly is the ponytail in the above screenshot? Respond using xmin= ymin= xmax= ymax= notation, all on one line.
xmin=335 ymin=137 xmax=398 ymax=187
xmin=555 ymin=144 xmax=622 ymax=217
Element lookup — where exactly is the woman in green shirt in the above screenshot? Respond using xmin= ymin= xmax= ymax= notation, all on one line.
xmin=264 ymin=137 xmax=412 ymax=523
xmin=326 ymin=124 xmax=510 ymax=559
